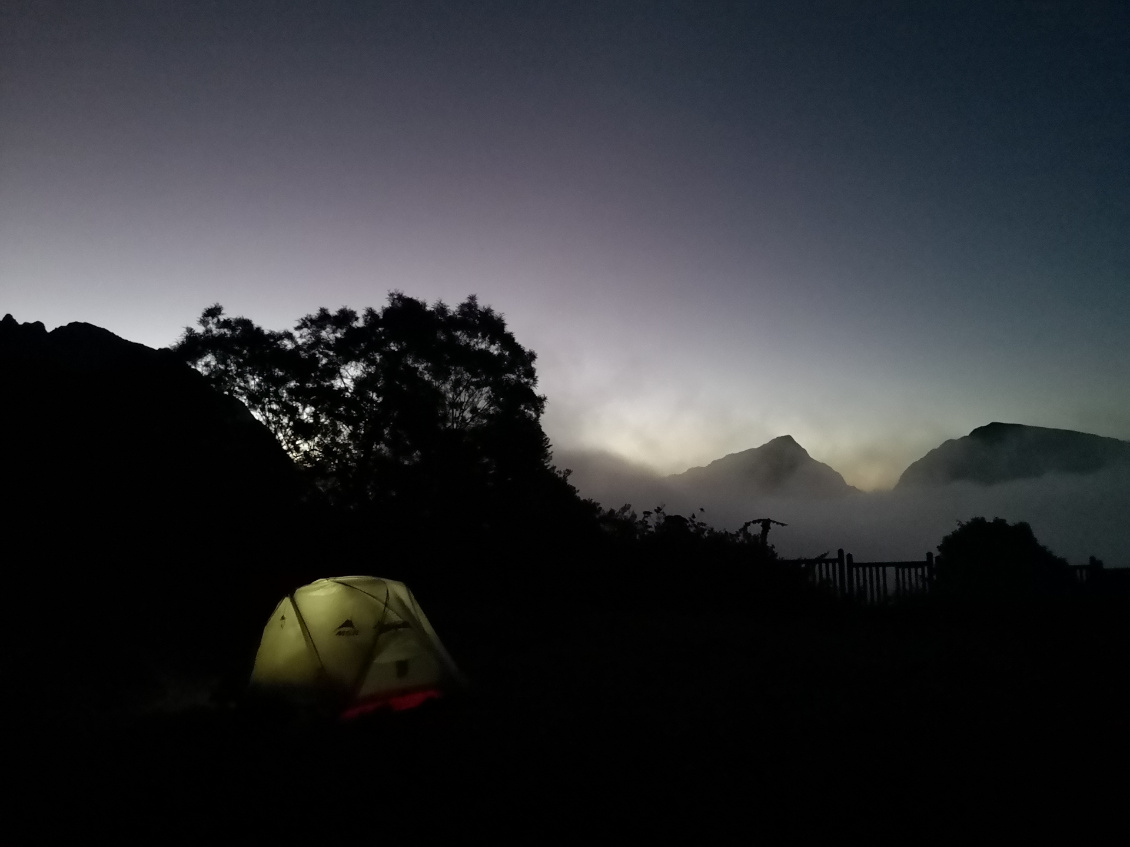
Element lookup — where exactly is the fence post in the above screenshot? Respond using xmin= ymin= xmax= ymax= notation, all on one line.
xmin=846 ymin=553 xmax=855 ymax=600
xmin=837 ymin=549 xmax=846 ymax=598
xmin=926 ymin=551 xmax=935 ymax=590
xmin=1088 ymin=555 xmax=1104 ymax=591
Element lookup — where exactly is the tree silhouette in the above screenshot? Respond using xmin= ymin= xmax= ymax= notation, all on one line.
xmin=936 ymin=517 xmax=1070 ymax=601
xmin=174 ymin=294 xmax=574 ymax=539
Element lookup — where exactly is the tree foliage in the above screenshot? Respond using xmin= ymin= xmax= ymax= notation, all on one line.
xmin=936 ymin=517 xmax=1070 ymax=600
xmin=175 ymin=294 xmax=573 ymax=535
xmin=596 ymin=504 xmax=784 ymax=566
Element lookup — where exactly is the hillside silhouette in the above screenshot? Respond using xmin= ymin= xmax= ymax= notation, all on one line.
xmin=2 ymin=314 xmax=319 ymax=719
xmin=2 ymin=314 xmax=309 ymax=549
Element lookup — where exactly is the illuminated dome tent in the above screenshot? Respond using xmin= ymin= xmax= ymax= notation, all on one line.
xmin=250 ymin=576 xmax=464 ymax=717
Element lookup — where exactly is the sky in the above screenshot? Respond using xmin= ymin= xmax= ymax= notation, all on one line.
xmin=4 ymin=0 xmax=1129 ymax=491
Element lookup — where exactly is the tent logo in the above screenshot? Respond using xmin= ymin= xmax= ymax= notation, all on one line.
xmin=335 ymin=619 xmax=360 ymax=637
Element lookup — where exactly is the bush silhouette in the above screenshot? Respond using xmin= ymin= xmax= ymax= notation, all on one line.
xmin=936 ymin=517 xmax=1070 ymax=602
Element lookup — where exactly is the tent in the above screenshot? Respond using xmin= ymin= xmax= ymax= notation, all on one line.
xmin=250 ymin=576 xmax=464 ymax=717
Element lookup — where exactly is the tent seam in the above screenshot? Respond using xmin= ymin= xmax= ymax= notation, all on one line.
xmin=289 ymin=592 xmax=327 ymax=678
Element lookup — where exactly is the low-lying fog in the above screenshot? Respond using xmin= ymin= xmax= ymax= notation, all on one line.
xmin=556 ymin=450 xmax=1130 ymax=566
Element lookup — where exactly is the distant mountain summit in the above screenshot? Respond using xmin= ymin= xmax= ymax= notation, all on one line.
xmin=670 ymin=435 xmax=858 ymax=497
xmin=896 ymin=422 xmax=1130 ymax=487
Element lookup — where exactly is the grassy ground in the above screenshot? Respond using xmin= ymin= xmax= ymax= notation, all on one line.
xmin=26 ymin=592 xmax=1128 ymax=842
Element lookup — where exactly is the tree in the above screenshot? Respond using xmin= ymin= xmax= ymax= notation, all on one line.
xmin=174 ymin=293 xmax=575 ymax=538
xmin=936 ymin=517 xmax=1070 ymax=601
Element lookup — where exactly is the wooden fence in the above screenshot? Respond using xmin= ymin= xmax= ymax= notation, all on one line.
xmin=784 ymin=550 xmax=1123 ymax=603
xmin=781 ymin=549 xmax=935 ymax=603
xmin=1067 ymin=559 xmax=1127 ymax=593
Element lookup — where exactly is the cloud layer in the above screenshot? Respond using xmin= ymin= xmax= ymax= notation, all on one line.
xmin=557 ymin=448 xmax=1130 ymax=566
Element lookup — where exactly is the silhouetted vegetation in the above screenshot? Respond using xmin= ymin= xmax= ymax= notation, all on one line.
xmin=174 ymin=295 xmax=589 ymax=553
xmin=585 ymin=503 xmax=818 ymax=612
xmin=935 ymin=516 xmax=1071 ymax=603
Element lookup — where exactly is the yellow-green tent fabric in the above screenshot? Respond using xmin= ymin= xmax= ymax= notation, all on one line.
xmin=250 ymin=576 xmax=463 ymax=716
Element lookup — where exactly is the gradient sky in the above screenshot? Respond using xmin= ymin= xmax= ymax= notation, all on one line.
xmin=4 ymin=1 xmax=1128 ymax=490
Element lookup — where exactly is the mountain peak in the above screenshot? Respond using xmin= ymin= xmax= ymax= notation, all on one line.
xmin=968 ymin=421 xmax=1045 ymax=444
xmin=669 ymin=435 xmax=854 ymax=497
xmin=765 ymin=434 xmax=806 ymax=452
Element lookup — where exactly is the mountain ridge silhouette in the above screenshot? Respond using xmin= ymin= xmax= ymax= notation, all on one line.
xmin=896 ymin=422 xmax=1130 ymax=487
xmin=669 ymin=434 xmax=859 ymax=498
xmin=1 ymin=313 xmax=310 ymax=560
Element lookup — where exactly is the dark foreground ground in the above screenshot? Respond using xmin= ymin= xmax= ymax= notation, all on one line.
xmin=24 ymin=593 xmax=1128 ymax=842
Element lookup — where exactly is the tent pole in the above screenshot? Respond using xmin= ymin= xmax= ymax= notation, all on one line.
xmin=290 ymin=592 xmax=326 ymax=676
xmin=349 ymin=583 xmax=393 ymax=700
